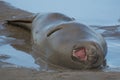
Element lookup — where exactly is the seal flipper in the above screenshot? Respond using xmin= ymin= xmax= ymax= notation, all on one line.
xmin=6 ymin=14 xmax=37 ymax=30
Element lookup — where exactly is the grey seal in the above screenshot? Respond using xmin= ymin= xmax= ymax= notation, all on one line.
xmin=7 ymin=13 xmax=107 ymax=69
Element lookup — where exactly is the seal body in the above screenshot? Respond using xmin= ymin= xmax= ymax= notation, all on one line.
xmin=31 ymin=13 xmax=107 ymax=69
xmin=7 ymin=13 xmax=107 ymax=69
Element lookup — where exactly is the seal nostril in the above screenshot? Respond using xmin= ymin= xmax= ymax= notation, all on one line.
xmin=87 ymin=54 xmax=98 ymax=64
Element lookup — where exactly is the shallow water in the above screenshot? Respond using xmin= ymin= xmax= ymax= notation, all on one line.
xmin=95 ymin=26 xmax=120 ymax=72
xmin=0 ymin=44 xmax=39 ymax=69
xmin=0 ymin=25 xmax=40 ymax=69
xmin=0 ymin=0 xmax=120 ymax=72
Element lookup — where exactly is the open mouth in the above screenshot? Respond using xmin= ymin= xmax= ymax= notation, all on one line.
xmin=72 ymin=47 xmax=99 ymax=65
xmin=72 ymin=47 xmax=87 ymax=61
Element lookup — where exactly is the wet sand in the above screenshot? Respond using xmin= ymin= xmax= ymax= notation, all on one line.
xmin=0 ymin=68 xmax=120 ymax=80
xmin=0 ymin=1 xmax=120 ymax=80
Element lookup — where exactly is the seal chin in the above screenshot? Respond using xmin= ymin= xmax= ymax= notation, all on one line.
xmin=72 ymin=46 xmax=99 ymax=66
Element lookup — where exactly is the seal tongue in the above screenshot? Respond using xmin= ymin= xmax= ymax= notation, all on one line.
xmin=73 ymin=48 xmax=87 ymax=61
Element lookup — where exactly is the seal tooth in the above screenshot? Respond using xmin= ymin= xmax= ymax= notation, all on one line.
xmin=72 ymin=50 xmax=76 ymax=57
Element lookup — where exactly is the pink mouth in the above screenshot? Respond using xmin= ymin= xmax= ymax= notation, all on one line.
xmin=73 ymin=48 xmax=87 ymax=61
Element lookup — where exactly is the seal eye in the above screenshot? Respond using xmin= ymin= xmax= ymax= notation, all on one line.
xmin=47 ymin=27 xmax=62 ymax=37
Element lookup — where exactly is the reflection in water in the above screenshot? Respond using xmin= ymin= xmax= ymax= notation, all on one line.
xmin=0 ymin=39 xmax=40 ymax=69
xmin=0 ymin=36 xmax=16 ymax=46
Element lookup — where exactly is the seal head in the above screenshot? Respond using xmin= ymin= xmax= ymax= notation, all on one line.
xmin=46 ymin=22 xmax=106 ymax=69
